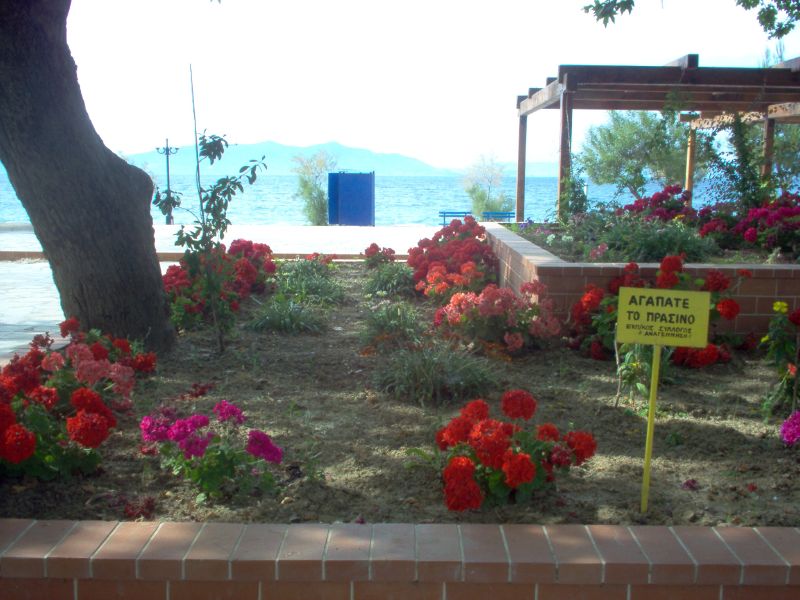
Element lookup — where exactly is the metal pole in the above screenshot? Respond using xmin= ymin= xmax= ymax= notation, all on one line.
xmin=156 ymin=138 xmax=179 ymax=224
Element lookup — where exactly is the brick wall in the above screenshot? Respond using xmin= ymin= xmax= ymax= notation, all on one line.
xmin=1 ymin=520 xmax=799 ymax=599
xmin=484 ymin=223 xmax=800 ymax=336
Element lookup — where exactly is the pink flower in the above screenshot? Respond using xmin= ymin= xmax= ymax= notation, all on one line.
xmin=246 ymin=430 xmax=283 ymax=463
xmin=780 ymin=411 xmax=800 ymax=446
xmin=213 ymin=400 xmax=246 ymax=425
xmin=179 ymin=431 xmax=214 ymax=459
xmin=109 ymin=363 xmax=135 ymax=398
xmin=140 ymin=415 xmax=172 ymax=443
xmin=76 ymin=358 xmax=111 ymax=386
xmin=41 ymin=352 xmax=65 ymax=372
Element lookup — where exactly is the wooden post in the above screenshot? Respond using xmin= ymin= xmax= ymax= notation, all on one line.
xmin=684 ymin=128 xmax=696 ymax=205
xmin=516 ymin=113 xmax=527 ymax=222
xmin=556 ymin=75 xmax=573 ymax=222
xmin=761 ymin=117 xmax=776 ymax=184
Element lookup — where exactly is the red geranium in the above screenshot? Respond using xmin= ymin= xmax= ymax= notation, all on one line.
xmin=132 ymin=352 xmax=157 ymax=373
xmin=28 ymin=386 xmax=59 ymax=411
xmin=59 ymin=317 xmax=81 ymax=338
xmin=468 ymin=419 xmax=511 ymax=469
xmin=0 ymin=403 xmax=17 ymax=433
xmin=501 ymin=389 xmax=537 ymax=421
xmin=66 ymin=410 xmax=111 ymax=448
xmin=536 ymin=423 xmax=560 ymax=442
xmin=659 ymin=255 xmax=683 ymax=273
xmin=460 ymin=399 xmax=490 ymax=421
xmin=1 ymin=423 xmax=36 ymax=464
xmin=501 ymin=450 xmax=536 ymax=488
xmin=716 ymin=298 xmax=740 ymax=321
xmin=789 ymin=309 xmax=800 ymax=327
xmin=564 ymin=431 xmax=597 ymax=466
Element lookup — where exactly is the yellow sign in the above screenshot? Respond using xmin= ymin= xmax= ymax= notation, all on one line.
xmin=616 ymin=287 xmax=711 ymax=349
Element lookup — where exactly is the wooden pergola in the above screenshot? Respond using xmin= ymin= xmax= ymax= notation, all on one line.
xmin=516 ymin=54 xmax=800 ymax=220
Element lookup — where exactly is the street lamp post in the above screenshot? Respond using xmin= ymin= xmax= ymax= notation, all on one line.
xmin=156 ymin=138 xmax=179 ymax=224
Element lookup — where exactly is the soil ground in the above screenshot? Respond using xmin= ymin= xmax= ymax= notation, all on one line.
xmin=1 ymin=262 xmax=797 ymax=526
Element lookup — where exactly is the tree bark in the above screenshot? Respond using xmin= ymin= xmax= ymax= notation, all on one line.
xmin=0 ymin=0 xmax=174 ymax=351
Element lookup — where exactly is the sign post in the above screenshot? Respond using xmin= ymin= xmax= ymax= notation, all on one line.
xmin=616 ymin=287 xmax=711 ymax=512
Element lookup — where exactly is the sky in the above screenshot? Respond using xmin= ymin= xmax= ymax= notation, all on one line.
xmin=66 ymin=0 xmax=800 ymax=170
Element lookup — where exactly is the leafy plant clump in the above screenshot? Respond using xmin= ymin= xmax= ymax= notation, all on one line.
xmin=373 ymin=342 xmax=497 ymax=406
xmin=360 ymin=301 xmax=425 ymax=351
xmin=277 ymin=254 xmax=344 ymax=306
xmin=249 ymin=296 xmax=326 ymax=334
xmin=363 ymin=262 xmax=416 ymax=298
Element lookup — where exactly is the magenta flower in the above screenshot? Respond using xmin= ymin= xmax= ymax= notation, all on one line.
xmin=780 ymin=411 xmax=800 ymax=446
xmin=179 ymin=431 xmax=214 ymax=459
xmin=246 ymin=430 xmax=283 ymax=464
xmin=213 ymin=400 xmax=246 ymax=425
xmin=139 ymin=415 xmax=172 ymax=443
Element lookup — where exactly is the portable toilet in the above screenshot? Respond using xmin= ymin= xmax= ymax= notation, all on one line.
xmin=327 ymin=172 xmax=375 ymax=226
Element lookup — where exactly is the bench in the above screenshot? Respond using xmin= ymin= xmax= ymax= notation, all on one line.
xmin=438 ymin=210 xmax=472 ymax=225
xmin=481 ymin=211 xmax=515 ymax=222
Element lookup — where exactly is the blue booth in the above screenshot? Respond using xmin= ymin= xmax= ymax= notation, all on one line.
xmin=327 ymin=172 xmax=375 ymax=226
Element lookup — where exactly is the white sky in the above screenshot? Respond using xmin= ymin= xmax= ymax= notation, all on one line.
xmin=66 ymin=0 xmax=800 ymax=169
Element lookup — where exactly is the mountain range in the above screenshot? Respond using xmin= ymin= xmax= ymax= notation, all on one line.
xmin=126 ymin=140 xmax=557 ymax=178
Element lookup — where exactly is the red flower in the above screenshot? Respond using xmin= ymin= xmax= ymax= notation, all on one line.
xmin=1 ymin=423 xmax=36 ymax=464
xmin=501 ymin=450 xmax=536 ymax=489
xmin=132 ymin=352 xmax=157 ymax=373
xmin=789 ymin=309 xmax=800 ymax=327
xmin=28 ymin=386 xmax=59 ymax=411
xmin=90 ymin=342 xmax=109 ymax=361
xmin=66 ymin=410 xmax=111 ymax=448
xmin=443 ymin=455 xmax=476 ymax=483
xmin=0 ymin=375 xmax=20 ymax=403
xmin=501 ymin=389 xmax=537 ymax=421
xmin=59 ymin=317 xmax=80 ymax=338
xmin=444 ymin=477 xmax=484 ymax=511
xmin=702 ymin=270 xmax=730 ymax=292
xmin=0 ymin=403 xmax=17 ymax=433
xmin=564 ymin=431 xmax=597 ymax=465
xmin=548 ymin=444 xmax=573 ymax=468
xmin=536 ymin=423 xmax=560 ymax=442
xmin=589 ymin=340 xmax=608 ymax=361
xmin=655 ymin=271 xmax=679 ymax=289
xmin=737 ymin=269 xmax=752 ymax=278
xmin=70 ymin=388 xmax=116 ymax=428
xmin=439 ymin=415 xmax=475 ymax=449
xmin=743 ymin=227 xmax=758 ymax=243
xmin=112 ymin=338 xmax=132 ymax=355
xmin=460 ymin=399 xmax=489 ymax=421
xmin=659 ymin=255 xmax=683 ymax=273
xmin=716 ymin=299 xmax=740 ymax=321
xmin=468 ymin=419 xmax=511 ymax=469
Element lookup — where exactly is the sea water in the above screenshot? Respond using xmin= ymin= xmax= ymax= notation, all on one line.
xmin=0 ymin=170 xmax=681 ymax=226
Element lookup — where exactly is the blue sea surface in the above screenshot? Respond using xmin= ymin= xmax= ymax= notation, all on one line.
xmin=0 ymin=169 xmax=691 ymax=226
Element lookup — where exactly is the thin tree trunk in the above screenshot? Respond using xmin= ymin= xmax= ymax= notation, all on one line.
xmin=0 ymin=0 xmax=174 ymax=351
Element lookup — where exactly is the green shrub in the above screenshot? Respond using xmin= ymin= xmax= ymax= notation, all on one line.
xmin=249 ymin=296 xmax=325 ymax=334
xmin=360 ymin=301 xmax=424 ymax=350
xmin=277 ymin=260 xmax=344 ymax=305
xmin=364 ymin=262 xmax=415 ymax=298
xmin=373 ymin=343 xmax=497 ymax=406
xmin=599 ymin=217 xmax=719 ymax=263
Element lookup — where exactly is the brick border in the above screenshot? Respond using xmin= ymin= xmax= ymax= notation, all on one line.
xmin=0 ymin=520 xmax=798 ymax=599
xmin=484 ymin=222 xmax=800 ymax=336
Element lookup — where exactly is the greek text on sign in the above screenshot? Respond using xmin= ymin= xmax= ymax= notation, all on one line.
xmin=616 ymin=287 xmax=711 ymax=348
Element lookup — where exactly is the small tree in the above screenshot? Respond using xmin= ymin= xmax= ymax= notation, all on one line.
xmin=293 ymin=151 xmax=336 ymax=226
xmin=464 ymin=156 xmax=512 ymax=216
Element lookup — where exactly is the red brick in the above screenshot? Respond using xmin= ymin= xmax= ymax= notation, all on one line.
xmin=324 ymin=523 xmax=371 ymax=582
xmin=353 ymin=581 xmax=441 ymax=600
xmin=183 ymin=522 xmax=244 ymax=581
xmin=169 ymin=580 xmax=259 ymax=600
xmin=47 ymin=520 xmax=116 ymax=579
xmin=714 ymin=527 xmax=787 ymax=585
xmin=588 ymin=525 xmax=649 ymax=584
xmin=672 ymin=526 xmax=740 ymax=585
xmin=723 ymin=585 xmax=800 ymax=600
xmin=229 ymin=523 xmax=286 ymax=581
xmin=0 ymin=577 xmax=73 ymax=600
xmin=460 ymin=524 xmax=508 ymax=583
xmin=629 ymin=584 xmax=719 ymax=600
xmin=0 ymin=520 xmax=35 ymax=554
xmin=1 ymin=520 xmax=76 ymax=579
xmin=416 ymin=524 xmax=462 ymax=582
xmin=446 ymin=582 xmax=533 ymax=599
xmin=629 ymin=526 xmax=694 ymax=584
xmin=370 ymin=524 xmax=415 ymax=582
xmin=738 ymin=278 xmax=777 ymax=296
xmin=91 ymin=521 xmax=158 ymax=580
xmin=756 ymin=527 xmax=800 ymax=584
xmin=137 ymin=521 xmax=202 ymax=581
xmin=78 ymin=579 xmax=166 ymax=600
xmin=277 ymin=523 xmax=329 ymax=581
xmin=775 ymin=278 xmax=800 ymax=296
xmin=545 ymin=525 xmax=602 ymax=584
xmin=502 ymin=524 xmax=556 ymax=583
xmin=537 ymin=583 xmax=627 ymax=599
xmin=262 ymin=581 xmax=350 ymax=599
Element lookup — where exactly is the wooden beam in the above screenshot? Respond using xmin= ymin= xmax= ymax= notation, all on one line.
xmin=761 ymin=118 xmax=776 ymax=182
xmin=516 ymin=115 xmax=527 ymax=222
xmin=566 ymin=99 xmax=779 ymax=111
xmin=690 ymin=111 xmax=765 ymax=130
xmin=768 ymin=102 xmax=800 ymax=120
xmin=684 ymin=128 xmax=696 ymax=200
xmin=518 ymin=81 xmax=563 ymax=116
xmin=557 ymin=64 xmax=798 ymax=87
xmin=556 ymin=75 xmax=573 ymax=222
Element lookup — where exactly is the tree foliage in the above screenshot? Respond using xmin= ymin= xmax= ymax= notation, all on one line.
xmin=293 ymin=150 xmax=336 ymax=226
xmin=583 ymin=0 xmax=800 ymax=38
xmin=463 ymin=156 xmax=512 ymax=216
xmin=578 ymin=111 xmax=711 ymax=199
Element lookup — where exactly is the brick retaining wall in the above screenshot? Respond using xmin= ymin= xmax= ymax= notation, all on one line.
xmin=1 ymin=520 xmax=799 ymax=599
xmin=484 ymin=222 xmax=800 ymax=336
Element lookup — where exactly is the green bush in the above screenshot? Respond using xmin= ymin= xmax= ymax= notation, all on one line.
xmin=599 ymin=217 xmax=719 ymax=263
xmin=364 ymin=262 xmax=415 ymax=298
xmin=360 ymin=301 xmax=424 ymax=350
xmin=249 ymin=296 xmax=325 ymax=334
xmin=277 ymin=260 xmax=344 ymax=305
xmin=373 ymin=342 xmax=497 ymax=406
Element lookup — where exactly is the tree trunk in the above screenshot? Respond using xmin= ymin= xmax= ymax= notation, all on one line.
xmin=0 ymin=0 xmax=174 ymax=351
